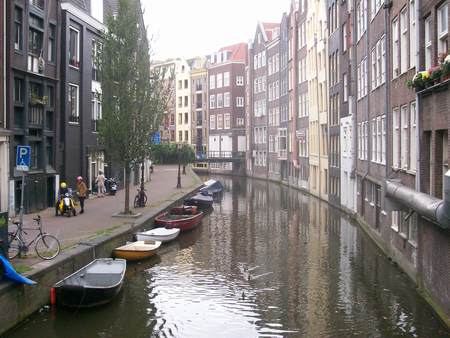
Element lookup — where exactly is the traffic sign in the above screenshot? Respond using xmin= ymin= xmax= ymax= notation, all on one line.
xmin=16 ymin=145 xmax=31 ymax=171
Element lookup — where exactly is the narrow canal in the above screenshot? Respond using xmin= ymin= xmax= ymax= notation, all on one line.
xmin=5 ymin=176 xmax=449 ymax=338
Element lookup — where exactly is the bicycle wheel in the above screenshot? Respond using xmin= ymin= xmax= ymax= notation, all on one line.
xmin=35 ymin=234 xmax=60 ymax=260
xmin=8 ymin=233 xmax=20 ymax=260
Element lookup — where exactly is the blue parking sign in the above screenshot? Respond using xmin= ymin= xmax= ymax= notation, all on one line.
xmin=16 ymin=145 xmax=31 ymax=171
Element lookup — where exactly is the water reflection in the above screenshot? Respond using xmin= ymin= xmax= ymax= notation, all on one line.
xmin=5 ymin=176 xmax=450 ymax=338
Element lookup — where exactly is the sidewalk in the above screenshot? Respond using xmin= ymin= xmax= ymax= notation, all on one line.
xmin=13 ymin=165 xmax=202 ymax=266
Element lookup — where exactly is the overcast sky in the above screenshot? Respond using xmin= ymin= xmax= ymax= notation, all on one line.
xmin=141 ymin=0 xmax=292 ymax=60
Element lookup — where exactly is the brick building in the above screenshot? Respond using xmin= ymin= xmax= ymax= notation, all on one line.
xmin=207 ymin=43 xmax=247 ymax=172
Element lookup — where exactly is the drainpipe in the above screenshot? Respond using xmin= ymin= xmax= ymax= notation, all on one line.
xmin=415 ymin=0 xmax=420 ymax=191
xmin=384 ymin=0 xmax=392 ymax=190
xmin=292 ymin=9 xmax=300 ymax=171
xmin=350 ymin=0 xmax=357 ymax=179
xmin=386 ymin=170 xmax=450 ymax=229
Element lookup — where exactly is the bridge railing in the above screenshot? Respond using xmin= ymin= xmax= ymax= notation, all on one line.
xmin=196 ymin=151 xmax=245 ymax=159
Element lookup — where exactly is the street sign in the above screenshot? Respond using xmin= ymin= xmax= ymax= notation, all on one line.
xmin=16 ymin=145 xmax=31 ymax=171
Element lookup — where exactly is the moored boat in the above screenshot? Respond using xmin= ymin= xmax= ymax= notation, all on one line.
xmin=135 ymin=227 xmax=180 ymax=243
xmin=53 ymin=258 xmax=126 ymax=308
xmin=184 ymin=193 xmax=213 ymax=210
xmin=155 ymin=210 xmax=204 ymax=232
xmin=113 ymin=240 xmax=161 ymax=261
xmin=199 ymin=179 xmax=224 ymax=195
xmin=171 ymin=205 xmax=198 ymax=215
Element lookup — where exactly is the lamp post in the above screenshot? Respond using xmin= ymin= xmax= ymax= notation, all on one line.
xmin=176 ymin=144 xmax=181 ymax=188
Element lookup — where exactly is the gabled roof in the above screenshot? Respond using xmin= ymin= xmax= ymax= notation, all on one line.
xmin=257 ymin=22 xmax=280 ymax=43
xmin=218 ymin=43 xmax=248 ymax=62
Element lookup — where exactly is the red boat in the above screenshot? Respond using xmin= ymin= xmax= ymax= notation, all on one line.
xmin=171 ymin=205 xmax=199 ymax=215
xmin=155 ymin=210 xmax=204 ymax=232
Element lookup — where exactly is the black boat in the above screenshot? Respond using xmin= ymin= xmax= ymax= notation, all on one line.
xmin=184 ymin=193 xmax=213 ymax=210
xmin=199 ymin=179 xmax=224 ymax=195
xmin=53 ymin=258 xmax=126 ymax=308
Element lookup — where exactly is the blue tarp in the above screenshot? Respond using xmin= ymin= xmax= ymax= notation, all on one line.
xmin=0 ymin=255 xmax=36 ymax=285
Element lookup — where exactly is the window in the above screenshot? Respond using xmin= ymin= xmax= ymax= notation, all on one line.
xmin=437 ymin=3 xmax=449 ymax=54
xmin=14 ymin=7 xmax=23 ymax=51
xmin=382 ymin=116 xmax=386 ymax=164
xmin=357 ymin=57 xmax=368 ymax=99
xmin=424 ymin=17 xmax=432 ymax=69
xmin=30 ymin=0 xmax=44 ymax=10
xmin=184 ymin=79 xmax=188 ymax=89
xmin=224 ymin=113 xmax=230 ymax=129
xmin=224 ymin=92 xmax=230 ymax=107
xmin=409 ymin=0 xmax=416 ymax=69
xmin=410 ymin=101 xmax=417 ymax=172
xmin=178 ymin=113 xmax=182 ymax=125
xmin=343 ymin=73 xmax=348 ymax=102
xmin=392 ymin=18 xmax=399 ymax=78
xmin=184 ymin=112 xmax=188 ymax=124
xmin=223 ymin=72 xmax=230 ymax=87
xmin=210 ymin=115 xmax=216 ymax=130
xmin=401 ymin=105 xmax=409 ymax=169
xmin=178 ymin=96 xmax=182 ymax=108
xmin=48 ymin=24 xmax=56 ymax=63
xmin=209 ymin=95 xmax=215 ymax=109
xmin=400 ymin=8 xmax=408 ymax=74
xmin=357 ymin=0 xmax=367 ymax=40
xmin=391 ymin=211 xmax=399 ymax=232
xmin=217 ymin=114 xmax=223 ymax=129
xmin=216 ymin=93 xmax=223 ymax=108
xmin=14 ymin=78 xmax=24 ymax=103
xmin=68 ymin=84 xmax=79 ymax=123
xmin=69 ymin=27 xmax=80 ymax=68
xmin=236 ymin=97 xmax=244 ymax=107
xmin=92 ymin=40 xmax=102 ymax=81
xmin=236 ymin=118 xmax=244 ymax=126
xmin=393 ymin=108 xmax=400 ymax=168
xmin=178 ymin=131 xmax=182 ymax=142
xmin=209 ymin=75 xmax=215 ymax=89
xmin=91 ymin=92 xmax=102 ymax=132
xmin=371 ymin=0 xmax=382 ymax=19
xmin=236 ymin=76 xmax=244 ymax=86
xmin=28 ymin=15 xmax=44 ymax=73
xmin=372 ymin=36 xmax=386 ymax=89
xmin=185 ymin=130 xmax=188 ymax=141
xmin=371 ymin=118 xmax=376 ymax=162
xmin=216 ymin=73 xmax=223 ymax=88
xmin=184 ymin=95 xmax=188 ymax=107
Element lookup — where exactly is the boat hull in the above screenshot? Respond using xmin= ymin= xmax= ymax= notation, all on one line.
xmin=55 ymin=283 xmax=123 ymax=308
xmin=184 ymin=194 xmax=213 ymax=210
xmin=113 ymin=249 xmax=157 ymax=261
xmin=136 ymin=232 xmax=179 ymax=243
xmin=155 ymin=212 xmax=203 ymax=232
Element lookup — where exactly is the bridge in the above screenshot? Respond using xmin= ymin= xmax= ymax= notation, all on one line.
xmin=194 ymin=151 xmax=245 ymax=163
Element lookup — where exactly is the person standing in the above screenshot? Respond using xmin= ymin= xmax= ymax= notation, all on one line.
xmin=76 ymin=176 xmax=88 ymax=214
xmin=96 ymin=170 xmax=106 ymax=197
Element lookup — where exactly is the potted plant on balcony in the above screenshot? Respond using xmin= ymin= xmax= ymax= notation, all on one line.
xmin=407 ymin=70 xmax=431 ymax=92
xmin=441 ymin=53 xmax=450 ymax=81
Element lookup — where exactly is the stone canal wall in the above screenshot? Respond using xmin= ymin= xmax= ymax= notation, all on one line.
xmin=0 ymin=180 xmax=202 ymax=336
xmin=241 ymin=171 xmax=450 ymax=328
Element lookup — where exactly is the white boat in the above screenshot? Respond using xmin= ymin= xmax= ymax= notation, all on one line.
xmin=136 ymin=227 xmax=180 ymax=243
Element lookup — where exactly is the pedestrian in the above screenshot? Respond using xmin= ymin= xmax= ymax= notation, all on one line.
xmin=96 ymin=170 xmax=106 ymax=197
xmin=76 ymin=176 xmax=88 ymax=214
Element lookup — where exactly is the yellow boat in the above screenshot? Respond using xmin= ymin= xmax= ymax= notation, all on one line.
xmin=113 ymin=241 xmax=161 ymax=261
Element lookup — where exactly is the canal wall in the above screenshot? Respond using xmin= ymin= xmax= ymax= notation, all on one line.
xmin=0 ymin=177 xmax=203 ymax=336
xmin=238 ymin=171 xmax=450 ymax=328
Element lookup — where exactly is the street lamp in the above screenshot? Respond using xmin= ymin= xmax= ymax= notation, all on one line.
xmin=176 ymin=144 xmax=181 ymax=188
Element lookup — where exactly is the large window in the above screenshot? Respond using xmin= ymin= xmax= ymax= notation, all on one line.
xmin=424 ymin=17 xmax=432 ymax=69
xmin=216 ymin=93 xmax=223 ymax=108
xmin=69 ymin=27 xmax=80 ymax=68
xmin=14 ymin=78 xmax=24 ymax=103
xmin=400 ymin=8 xmax=408 ymax=74
xmin=68 ymin=84 xmax=79 ymax=123
xmin=92 ymin=40 xmax=102 ymax=81
xmin=236 ymin=76 xmax=244 ymax=86
xmin=393 ymin=108 xmax=400 ymax=168
xmin=209 ymin=114 xmax=215 ymax=130
xmin=410 ymin=101 xmax=417 ymax=172
xmin=216 ymin=73 xmax=223 ymax=88
xmin=217 ymin=114 xmax=223 ymax=129
xmin=28 ymin=14 xmax=44 ymax=73
xmin=48 ymin=24 xmax=56 ymax=63
xmin=14 ymin=7 xmax=23 ymax=51
xmin=224 ymin=113 xmax=230 ymax=129
xmin=91 ymin=92 xmax=102 ymax=132
xmin=401 ymin=105 xmax=409 ymax=169
xmin=209 ymin=75 xmax=215 ymax=89
xmin=392 ymin=18 xmax=399 ymax=78
xmin=223 ymin=72 xmax=230 ymax=87
xmin=437 ymin=2 xmax=449 ymax=54
xmin=209 ymin=95 xmax=215 ymax=109
xmin=409 ymin=0 xmax=416 ymax=69
xmin=224 ymin=92 xmax=230 ymax=107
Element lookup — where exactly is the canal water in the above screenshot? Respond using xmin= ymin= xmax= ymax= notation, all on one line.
xmin=5 ymin=176 xmax=450 ymax=338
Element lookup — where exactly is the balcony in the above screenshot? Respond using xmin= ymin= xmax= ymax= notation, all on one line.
xmin=28 ymin=104 xmax=44 ymax=126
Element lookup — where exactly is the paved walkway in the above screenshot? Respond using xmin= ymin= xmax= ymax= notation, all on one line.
xmin=12 ymin=165 xmax=201 ymax=265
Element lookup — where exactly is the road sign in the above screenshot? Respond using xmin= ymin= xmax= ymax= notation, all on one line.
xmin=152 ymin=132 xmax=161 ymax=145
xmin=16 ymin=145 xmax=31 ymax=171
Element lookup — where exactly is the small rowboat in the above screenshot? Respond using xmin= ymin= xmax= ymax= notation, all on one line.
xmin=171 ymin=205 xmax=198 ymax=215
xmin=113 ymin=240 xmax=161 ymax=261
xmin=199 ymin=179 xmax=224 ymax=195
xmin=53 ymin=258 xmax=126 ymax=308
xmin=136 ymin=228 xmax=180 ymax=243
xmin=155 ymin=211 xmax=204 ymax=232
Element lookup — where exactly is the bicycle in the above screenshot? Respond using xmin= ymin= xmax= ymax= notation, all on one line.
xmin=8 ymin=215 xmax=61 ymax=260
xmin=133 ymin=187 xmax=147 ymax=208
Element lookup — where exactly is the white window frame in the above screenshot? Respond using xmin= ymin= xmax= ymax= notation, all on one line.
xmin=209 ymin=75 xmax=216 ymax=89
xmin=216 ymin=93 xmax=223 ymax=108
xmin=437 ymin=3 xmax=449 ymax=54
xmin=68 ymin=83 xmax=79 ymax=123
xmin=410 ymin=101 xmax=417 ymax=172
xmin=236 ymin=76 xmax=244 ymax=86
xmin=236 ymin=97 xmax=244 ymax=107
xmin=210 ymin=114 xmax=216 ymax=130
xmin=209 ymin=94 xmax=215 ymax=109
xmin=69 ymin=26 xmax=80 ymax=69
xmin=224 ymin=92 xmax=230 ymax=107
xmin=392 ymin=18 xmax=399 ymax=78
xmin=393 ymin=108 xmax=400 ymax=168
xmin=400 ymin=8 xmax=408 ymax=74
xmin=425 ymin=16 xmax=432 ymax=69
xmin=409 ymin=0 xmax=416 ymax=69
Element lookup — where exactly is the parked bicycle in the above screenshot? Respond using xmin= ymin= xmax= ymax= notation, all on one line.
xmin=8 ymin=215 xmax=61 ymax=260
xmin=134 ymin=187 xmax=147 ymax=208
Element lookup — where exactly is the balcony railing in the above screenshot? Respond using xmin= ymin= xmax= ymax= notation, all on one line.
xmin=28 ymin=104 xmax=44 ymax=126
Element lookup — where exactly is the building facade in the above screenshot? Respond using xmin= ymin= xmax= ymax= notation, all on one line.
xmin=8 ymin=0 xmax=60 ymax=213
xmin=207 ymin=43 xmax=247 ymax=172
xmin=175 ymin=59 xmax=191 ymax=144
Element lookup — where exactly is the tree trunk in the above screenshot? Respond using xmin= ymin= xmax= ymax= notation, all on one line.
xmin=183 ymin=164 xmax=186 ymax=175
xmin=124 ymin=165 xmax=130 ymax=214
